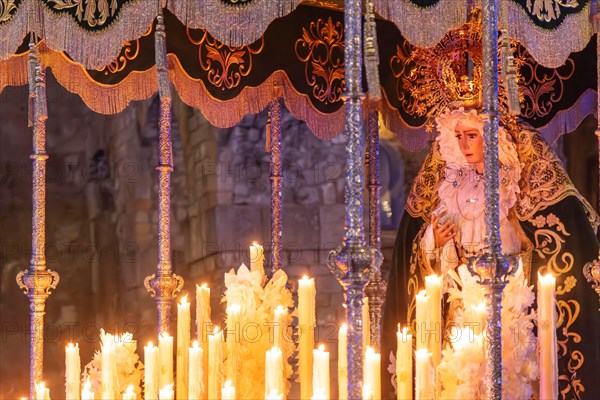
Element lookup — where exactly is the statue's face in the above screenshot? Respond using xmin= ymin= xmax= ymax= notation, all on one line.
xmin=454 ymin=122 xmax=484 ymax=165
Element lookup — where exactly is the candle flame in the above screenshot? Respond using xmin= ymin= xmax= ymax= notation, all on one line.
xmin=181 ymin=294 xmax=189 ymax=304
xmin=147 ymin=340 xmax=153 ymax=347
xmin=340 ymin=323 xmax=347 ymax=333
xmin=317 ymin=343 xmax=325 ymax=352
xmin=160 ymin=331 xmax=170 ymax=339
xmin=224 ymin=380 xmax=233 ymax=389
xmin=192 ymin=340 xmax=199 ymax=348
xmin=67 ymin=342 xmax=78 ymax=349
xmin=213 ymin=326 xmax=220 ymax=335
xmin=415 ymin=348 xmax=431 ymax=359
xmin=125 ymin=385 xmax=135 ymax=394
xmin=417 ymin=289 xmax=427 ymax=297
xmin=228 ymin=303 xmax=241 ymax=313
xmin=196 ymin=283 xmax=209 ymax=289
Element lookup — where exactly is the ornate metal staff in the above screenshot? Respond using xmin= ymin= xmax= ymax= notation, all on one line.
xmin=16 ymin=38 xmax=60 ymax=399
xmin=268 ymin=98 xmax=284 ymax=273
xmin=466 ymin=0 xmax=517 ymax=398
xmin=326 ymin=0 xmax=381 ymax=397
xmin=144 ymin=6 xmax=184 ymax=334
xmin=365 ymin=111 xmax=386 ymax=351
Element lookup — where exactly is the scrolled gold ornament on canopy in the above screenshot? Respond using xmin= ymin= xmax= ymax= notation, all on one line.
xmin=187 ymin=28 xmax=264 ymax=90
xmin=0 ymin=0 xmax=17 ymax=23
xmin=294 ymin=17 xmax=345 ymax=104
xmin=48 ymin=0 xmax=118 ymax=28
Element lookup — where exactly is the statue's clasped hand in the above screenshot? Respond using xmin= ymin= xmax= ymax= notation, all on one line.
xmin=432 ymin=213 xmax=456 ymax=248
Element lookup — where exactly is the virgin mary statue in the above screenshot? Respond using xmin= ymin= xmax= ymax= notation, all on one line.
xmin=381 ymin=104 xmax=600 ymax=399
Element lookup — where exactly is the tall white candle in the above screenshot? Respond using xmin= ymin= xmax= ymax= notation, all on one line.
xmin=415 ymin=290 xmax=429 ymax=351
xmin=158 ymin=332 xmax=174 ymax=390
xmin=145 ymin=341 xmax=159 ymax=400
xmin=81 ymin=377 xmax=94 ymax=400
xmin=538 ymin=273 xmax=558 ymax=400
xmin=159 ymin=384 xmax=174 ymax=400
xmin=196 ymin=283 xmax=211 ymax=400
xmin=265 ymin=347 xmax=284 ymax=397
xmin=298 ymin=276 xmax=316 ymax=400
xmin=177 ymin=295 xmax=191 ymax=400
xmin=396 ymin=326 xmax=412 ymax=400
xmin=312 ymin=344 xmax=330 ymax=399
xmin=65 ymin=342 xmax=80 ymax=400
xmin=101 ymin=335 xmax=116 ymax=400
xmin=273 ymin=305 xmax=287 ymax=348
xmin=221 ymin=380 xmax=235 ymax=400
xmin=415 ymin=349 xmax=433 ymax=400
xmin=226 ymin=303 xmax=241 ymax=389
xmin=424 ymin=274 xmax=442 ymax=368
xmin=363 ymin=297 xmax=370 ymax=352
xmin=208 ymin=327 xmax=224 ymax=400
xmin=363 ymin=346 xmax=381 ymax=400
xmin=338 ymin=323 xmax=348 ymax=400
xmin=266 ymin=389 xmax=283 ymax=400
xmin=249 ymin=242 xmax=265 ymax=276
xmin=189 ymin=341 xmax=204 ymax=400
xmin=362 ymin=384 xmax=374 ymax=400
xmin=122 ymin=385 xmax=136 ymax=400
xmin=35 ymin=382 xmax=51 ymax=400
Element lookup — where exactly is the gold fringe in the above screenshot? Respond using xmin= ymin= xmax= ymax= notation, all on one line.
xmin=168 ymin=0 xmax=302 ymax=47
xmin=168 ymin=54 xmax=345 ymax=140
xmin=504 ymin=1 xmax=594 ymax=68
xmin=0 ymin=0 xmax=157 ymax=68
xmin=0 ymin=52 xmax=28 ymax=91
xmin=373 ymin=0 xmax=467 ymax=48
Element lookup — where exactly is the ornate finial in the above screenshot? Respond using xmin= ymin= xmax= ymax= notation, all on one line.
xmin=583 ymin=256 xmax=600 ymax=310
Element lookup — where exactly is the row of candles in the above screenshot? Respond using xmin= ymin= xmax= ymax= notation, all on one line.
xmin=45 ymin=245 xmax=556 ymax=400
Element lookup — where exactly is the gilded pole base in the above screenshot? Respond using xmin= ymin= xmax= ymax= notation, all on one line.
xmin=467 ymin=253 xmax=517 ymax=399
xmin=16 ymin=267 xmax=59 ymax=397
xmin=144 ymin=272 xmax=184 ymax=333
xmin=327 ymin=244 xmax=382 ymax=399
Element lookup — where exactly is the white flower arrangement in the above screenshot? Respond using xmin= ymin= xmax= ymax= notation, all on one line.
xmin=438 ymin=263 xmax=538 ymax=399
xmin=222 ymin=263 xmax=295 ymax=399
xmin=82 ymin=329 xmax=144 ymax=398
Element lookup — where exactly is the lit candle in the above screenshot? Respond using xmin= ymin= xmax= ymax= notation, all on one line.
xmin=396 ymin=326 xmax=413 ymax=400
xmin=362 ymin=384 xmax=374 ymax=400
xmin=312 ymin=344 xmax=330 ymax=399
xmin=273 ymin=305 xmax=287 ymax=348
xmin=363 ymin=297 xmax=370 ymax=352
xmin=298 ymin=276 xmax=316 ymax=400
xmin=208 ymin=327 xmax=224 ymax=400
xmin=415 ymin=290 xmax=429 ymax=350
xmin=265 ymin=347 xmax=284 ymax=397
xmin=65 ymin=342 xmax=80 ymax=400
xmin=81 ymin=377 xmax=94 ymax=400
xmin=538 ymin=273 xmax=558 ymax=400
xmin=177 ymin=295 xmax=191 ymax=400
xmin=189 ymin=340 xmax=204 ymax=400
xmin=35 ymin=382 xmax=51 ymax=400
xmin=226 ymin=303 xmax=241 ymax=389
xmin=196 ymin=283 xmax=211 ymax=400
xmin=158 ymin=384 xmax=174 ymax=400
xmin=122 ymin=385 xmax=136 ymax=400
xmin=363 ymin=346 xmax=381 ymax=399
xmin=221 ymin=380 xmax=236 ymax=400
xmin=158 ymin=332 xmax=174 ymax=390
xmin=415 ymin=349 xmax=433 ymax=400
xmin=310 ymin=387 xmax=327 ymax=400
xmin=249 ymin=242 xmax=265 ymax=276
xmin=266 ymin=389 xmax=283 ymax=400
xmin=425 ymin=274 xmax=442 ymax=367
xmin=144 ymin=341 xmax=159 ymax=400
xmin=338 ymin=323 xmax=348 ymax=400
xmin=101 ymin=334 xmax=116 ymax=400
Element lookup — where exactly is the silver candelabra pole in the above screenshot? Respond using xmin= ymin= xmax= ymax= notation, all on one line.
xmin=467 ymin=0 xmax=517 ymax=398
xmin=326 ymin=0 xmax=381 ymax=398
